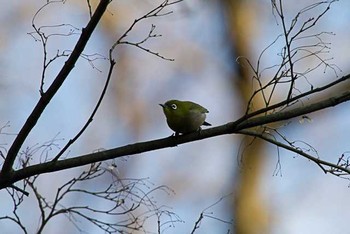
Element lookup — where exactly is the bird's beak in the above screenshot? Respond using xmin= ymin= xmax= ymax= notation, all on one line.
xmin=159 ymin=104 xmax=164 ymax=108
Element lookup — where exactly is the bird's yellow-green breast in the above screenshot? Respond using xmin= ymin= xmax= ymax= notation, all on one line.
xmin=159 ymin=100 xmax=211 ymax=134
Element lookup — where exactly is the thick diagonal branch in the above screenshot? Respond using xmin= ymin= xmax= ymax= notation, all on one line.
xmin=1 ymin=0 xmax=111 ymax=176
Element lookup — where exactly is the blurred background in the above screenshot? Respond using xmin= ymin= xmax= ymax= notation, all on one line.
xmin=1 ymin=0 xmax=350 ymax=233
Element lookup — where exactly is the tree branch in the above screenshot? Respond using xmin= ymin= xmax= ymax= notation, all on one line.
xmin=239 ymin=129 xmax=350 ymax=175
xmin=236 ymin=74 xmax=350 ymax=126
xmin=1 ymin=0 xmax=111 ymax=176
xmin=1 ymin=82 xmax=350 ymax=189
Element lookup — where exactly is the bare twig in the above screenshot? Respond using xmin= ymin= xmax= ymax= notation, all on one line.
xmin=0 ymin=185 xmax=28 ymax=233
xmin=191 ymin=194 xmax=233 ymax=234
xmin=52 ymin=53 xmax=116 ymax=161
xmin=111 ymin=0 xmax=184 ymax=61
xmin=239 ymin=129 xmax=350 ymax=176
xmin=247 ymin=0 xmax=339 ymax=109
xmin=24 ymin=162 xmax=178 ymax=233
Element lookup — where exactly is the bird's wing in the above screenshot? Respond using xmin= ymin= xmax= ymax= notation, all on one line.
xmin=188 ymin=102 xmax=209 ymax=113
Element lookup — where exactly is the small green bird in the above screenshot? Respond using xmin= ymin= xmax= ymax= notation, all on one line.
xmin=159 ymin=100 xmax=211 ymax=135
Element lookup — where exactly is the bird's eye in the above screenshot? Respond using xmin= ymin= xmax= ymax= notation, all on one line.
xmin=171 ymin=104 xmax=177 ymax=110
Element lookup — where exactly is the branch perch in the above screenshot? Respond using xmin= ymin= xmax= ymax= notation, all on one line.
xmin=1 ymin=84 xmax=350 ymax=189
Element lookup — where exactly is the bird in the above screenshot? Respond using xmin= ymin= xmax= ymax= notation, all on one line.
xmin=159 ymin=100 xmax=211 ymax=136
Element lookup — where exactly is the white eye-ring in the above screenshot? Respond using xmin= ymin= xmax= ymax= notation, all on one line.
xmin=171 ymin=104 xmax=177 ymax=110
